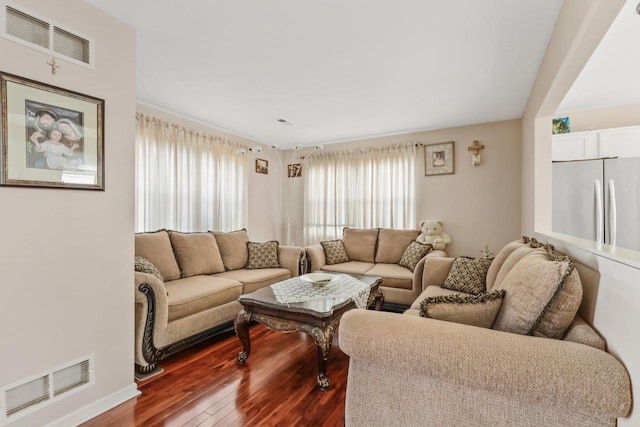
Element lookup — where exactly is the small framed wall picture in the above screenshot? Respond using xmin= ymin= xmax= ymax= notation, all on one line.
xmin=287 ymin=163 xmax=302 ymax=177
xmin=424 ymin=141 xmax=454 ymax=176
xmin=255 ymin=158 xmax=268 ymax=174
xmin=552 ymin=117 xmax=570 ymax=134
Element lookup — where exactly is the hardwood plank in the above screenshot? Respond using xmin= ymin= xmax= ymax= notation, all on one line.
xmin=81 ymin=324 xmax=349 ymax=426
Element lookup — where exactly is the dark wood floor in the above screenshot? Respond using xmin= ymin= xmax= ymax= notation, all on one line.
xmin=81 ymin=324 xmax=349 ymax=426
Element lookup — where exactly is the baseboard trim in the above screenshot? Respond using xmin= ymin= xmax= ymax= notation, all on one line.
xmin=45 ymin=383 xmax=140 ymax=427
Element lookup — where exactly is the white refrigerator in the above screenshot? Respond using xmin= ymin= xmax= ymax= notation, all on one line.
xmin=552 ymin=157 xmax=640 ymax=251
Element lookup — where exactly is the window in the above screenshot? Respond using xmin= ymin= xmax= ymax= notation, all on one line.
xmin=303 ymin=143 xmax=415 ymax=244
xmin=135 ymin=114 xmax=247 ymax=232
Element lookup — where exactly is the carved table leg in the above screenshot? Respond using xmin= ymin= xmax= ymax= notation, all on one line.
xmin=309 ymin=325 xmax=335 ymax=391
xmin=235 ymin=309 xmax=252 ymax=364
xmin=374 ymin=289 xmax=385 ymax=311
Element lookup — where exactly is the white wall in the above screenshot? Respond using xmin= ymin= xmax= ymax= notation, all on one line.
xmin=135 ymin=102 xmax=285 ymax=243
xmin=522 ymin=0 xmax=639 ymax=424
xmin=285 ymin=119 xmax=522 ymax=257
xmin=0 ymin=1 xmax=137 ymax=425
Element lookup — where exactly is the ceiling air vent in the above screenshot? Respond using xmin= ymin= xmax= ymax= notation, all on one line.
xmin=2 ymin=3 xmax=94 ymax=68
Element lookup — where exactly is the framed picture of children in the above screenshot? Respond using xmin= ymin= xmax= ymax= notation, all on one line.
xmin=424 ymin=141 xmax=454 ymax=176
xmin=0 ymin=72 xmax=104 ymax=190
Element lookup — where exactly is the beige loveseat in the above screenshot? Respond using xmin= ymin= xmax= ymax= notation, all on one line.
xmin=134 ymin=229 xmax=304 ymax=375
xmin=306 ymin=227 xmax=441 ymax=307
xmin=339 ymin=237 xmax=632 ymax=426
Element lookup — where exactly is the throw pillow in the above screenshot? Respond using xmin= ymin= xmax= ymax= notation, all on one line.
xmin=134 ymin=256 xmax=163 ymax=281
xmin=485 ymin=238 xmax=529 ymax=290
xmin=320 ymin=240 xmax=350 ymax=265
xmin=442 ymin=257 xmax=493 ymax=295
xmin=398 ymin=241 xmax=433 ymax=271
xmin=492 ymin=249 xmax=582 ymax=339
xmin=419 ymin=290 xmax=506 ymax=329
xmin=246 ymin=241 xmax=280 ymax=269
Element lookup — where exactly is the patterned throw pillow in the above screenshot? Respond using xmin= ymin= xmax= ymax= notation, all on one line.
xmin=442 ymin=257 xmax=493 ymax=294
xmin=134 ymin=256 xmax=164 ymax=281
xmin=320 ymin=240 xmax=350 ymax=265
xmin=398 ymin=241 xmax=433 ymax=271
xmin=246 ymin=241 xmax=280 ymax=269
xmin=419 ymin=290 xmax=506 ymax=329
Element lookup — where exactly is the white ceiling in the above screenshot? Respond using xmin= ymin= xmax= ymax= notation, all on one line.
xmin=558 ymin=0 xmax=640 ymax=113
xmin=85 ymin=0 xmax=565 ymax=148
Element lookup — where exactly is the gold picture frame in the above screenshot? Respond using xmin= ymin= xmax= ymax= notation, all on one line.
xmin=0 ymin=72 xmax=104 ymax=190
xmin=424 ymin=141 xmax=454 ymax=176
xmin=255 ymin=158 xmax=268 ymax=174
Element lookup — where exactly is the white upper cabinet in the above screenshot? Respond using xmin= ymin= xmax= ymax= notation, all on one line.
xmin=598 ymin=125 xmax=640 ymax=158
xmin=552 ymin=125 xmax=640 ymax=161
xmin=552 ymin=131 xmax=598 ymax=160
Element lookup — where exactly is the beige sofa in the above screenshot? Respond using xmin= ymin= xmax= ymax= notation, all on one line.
xmin=134 ymin=229 xmax=304 ymax=375
xmin=339 ymin=237 xmax=632 ymax=426
xmin=306 ymin=227 xmax=442 ymax=307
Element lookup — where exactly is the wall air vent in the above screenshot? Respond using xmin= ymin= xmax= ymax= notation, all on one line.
xmin=2 ymin=2 xmax=94 ymax=67
xmin=5 ymin=6 xmax=49 ymax=48
xmin=53 ymin=26 xmax=91 ymax=64
xmin=0 ymin=355 xmax=94 ymax=424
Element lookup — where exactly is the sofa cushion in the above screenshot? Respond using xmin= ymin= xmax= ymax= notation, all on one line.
xmin=419 ymin=290 xmax=506 ymax=329
xmin=211 ymin=229 xmax=249 ymax=271
xmin=321 ymin=240 xmax=350 ymax=265
xmin=134 ymin=256 xmax=164 ymax=281
xmin=135 ymin=230 xmax=181 ymax=281
xmin=365 ymin=263 xmax=414 ymax=290
xmin=398 ymin=241 xmax=432 ymax=271
xmin=421 ymin=257 xmax=456 ymax=289
xmin=342 ymin=228 xmax=378 ymax=263
xmin=164 ymin=276 xmax=242 ymax=322
xmin=442 ymin=257 xmax=492 ymax=295
xmin=375 ymin=229 xmax=421 ymax=264
xmin=213 ymin=268 xmax=291 ymax=294
xmin=246 ymin=241 xmax=280 ymax=269
xmin=492 ymin=249 xmax=582 ymax=339
xmin=169 ymin=231 xmax=225 ymax=278
xmin=485 ymin=238 xmax=530 ymax=290
xmin=322 ymin=261 xmax=375 ymax=275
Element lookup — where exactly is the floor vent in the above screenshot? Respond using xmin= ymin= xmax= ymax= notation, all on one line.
xmin=1 ymin=2 xmax=94 ymax=67
xmin=0 ymin=355 xmax=94 ymax=424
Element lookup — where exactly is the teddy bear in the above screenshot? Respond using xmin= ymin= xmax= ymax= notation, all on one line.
xmin=417 ymin=220 xmax=451 ymax=253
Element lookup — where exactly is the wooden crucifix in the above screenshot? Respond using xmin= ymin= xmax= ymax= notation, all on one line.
xmin=467 ymin=140 xmax=485 ymax=167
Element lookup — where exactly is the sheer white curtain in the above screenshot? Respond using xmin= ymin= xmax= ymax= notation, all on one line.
xmin=135 ymin=113 xmax=248 ymax=232
xmin=303 ymin=143 xmax=416 ymax=244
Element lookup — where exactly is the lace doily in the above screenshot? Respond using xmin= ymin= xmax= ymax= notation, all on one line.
xmin=271 ymin=274 xmax=371 ymax=309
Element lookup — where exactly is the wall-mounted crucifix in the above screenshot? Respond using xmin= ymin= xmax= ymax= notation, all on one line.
xmin=46 ymin=58 xmax=61 ymax=75
xmin=467 ymin=140 xmax=485 ymax=167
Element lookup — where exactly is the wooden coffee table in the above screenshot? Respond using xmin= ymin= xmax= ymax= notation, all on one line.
xmin=234 ymin=273 xmax=383 ymax=390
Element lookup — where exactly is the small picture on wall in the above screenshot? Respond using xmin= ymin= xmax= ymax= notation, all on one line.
xmin=255 ymin=158 xmax=268 ymax=174
xmin=424 ymin=141 xmax=454 ymax=176
xmin=287 ymin=163 xmax=302 ymax=177
xmin=552 ymin=117 xmax=570 ymax=134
